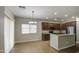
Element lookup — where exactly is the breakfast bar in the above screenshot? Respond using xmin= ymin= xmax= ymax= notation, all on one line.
xmin=50 ymin=33 xmax=75 ymax=50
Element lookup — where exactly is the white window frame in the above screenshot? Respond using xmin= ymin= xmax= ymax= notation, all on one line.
xmin=22 ymin=21 xmax=37 ymax=34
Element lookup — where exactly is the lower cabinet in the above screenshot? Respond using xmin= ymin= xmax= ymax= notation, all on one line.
xmin=42 ymin=34 xmax=50 ymax=41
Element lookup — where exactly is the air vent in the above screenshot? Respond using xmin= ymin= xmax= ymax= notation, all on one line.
xmin=18 ymin=6 xmax=26 ymax=9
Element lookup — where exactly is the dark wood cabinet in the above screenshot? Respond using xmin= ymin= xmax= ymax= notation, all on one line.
xmin=42 ymin=34 xmax=50 ymax=41
xmin=65 ymin=21 xmax=76 ymax=27
xmin=60 ymin=23 xmax=66 ymax=30
xmin=48 ymin=23 xmax=54 ymax=29
xmin=49 ymin=23 xmax=60 ymax=30
xmin=42 ymin=21 xmax=76 ymax=30
xmin=42 ymin=22 xmax=60 ymax=30
xmin=54 ymin=23 xmax=60 ymax=30
xmin=42 ymin=22 xmax=49 ymax=30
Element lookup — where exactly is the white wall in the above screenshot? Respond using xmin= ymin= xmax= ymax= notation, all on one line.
xmin=15 ymin=17 xmax=42 ymax=43
xmin=76 ymin=17 xmax=79 ymax=43
xmin=0 ymin=6 xmax=4 ymax=52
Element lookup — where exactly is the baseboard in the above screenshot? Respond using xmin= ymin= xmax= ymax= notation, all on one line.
xmin=0 ymin=50 xmax=4 ymax=53
xmin=15 ymin=39 xmax=41 ymax=44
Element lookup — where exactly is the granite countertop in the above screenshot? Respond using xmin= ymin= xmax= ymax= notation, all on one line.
xmin=50 ymin=33 xmax=75 ymax=36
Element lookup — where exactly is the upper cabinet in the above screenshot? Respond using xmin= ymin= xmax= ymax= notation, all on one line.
xmin=42 ymin=22 xmax=60 ymax=30
xmin=53 ymin=23 xmax=60 ymax=30
xmin=42 ymin=22 xmax=49 ymax=30
xmin=60 ymin=23 xmax=66 ymax=30
xmin=42 ymin=21 xmax=76 ymax=30
xmin=65 ymin=21 xmax=76 ymax=27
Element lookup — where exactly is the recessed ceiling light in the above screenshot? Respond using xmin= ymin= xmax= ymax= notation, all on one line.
xmin=54 ymin=12 xmax=57 ymax=15
xmin=72 ymin=16 xmax=75 ymax=19
xmin=46 ymin=17 xmax=48 ymax=19
xmin=65 ymin=14 xmax=68 ymax=17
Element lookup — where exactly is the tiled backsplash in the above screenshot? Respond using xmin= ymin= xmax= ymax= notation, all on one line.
xmin=42 ymin=30 xmax=49 ymax=34
xmin=53 ymin=30 xmax=66 ymax=34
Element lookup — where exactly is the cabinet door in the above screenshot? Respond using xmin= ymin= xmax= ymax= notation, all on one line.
xmin=42 ymin=34 xmax=50 ymax=41
xmin=48 ymin=23 xmax=54 ymax=29
xmin=55 ymin=23 xmax=60 ymax=30
xmin=60 ymin=23 xmax=66 ymax=30
xmin=42 ymin=22 xmax=60 ymax=30
xmin=42 ymin=22 xmax=48 ymax=30
xmin=52 ymin=23 xmax=60 ymax=30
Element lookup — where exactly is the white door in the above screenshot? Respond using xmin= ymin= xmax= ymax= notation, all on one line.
xmin=4 ymin=16 xmax=14 ymax=53
xmin=9 ymin=19 xmax=14 ymax=51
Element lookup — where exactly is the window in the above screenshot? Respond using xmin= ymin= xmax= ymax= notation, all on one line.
xmin=22 ymin=21 xmax=37 ymax=34
xmin=30 ymin=24 xmax=37 ymax=33
xmin=22 ymin=24 xmax=29 ymax=34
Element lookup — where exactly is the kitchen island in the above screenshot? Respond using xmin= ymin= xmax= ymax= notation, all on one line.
xmin=50 ymin=33 xmax=75 ymax=50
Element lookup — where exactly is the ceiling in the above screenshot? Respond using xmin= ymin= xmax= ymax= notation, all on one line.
xmin=7 ymin=6 xmax=79 ymax=21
